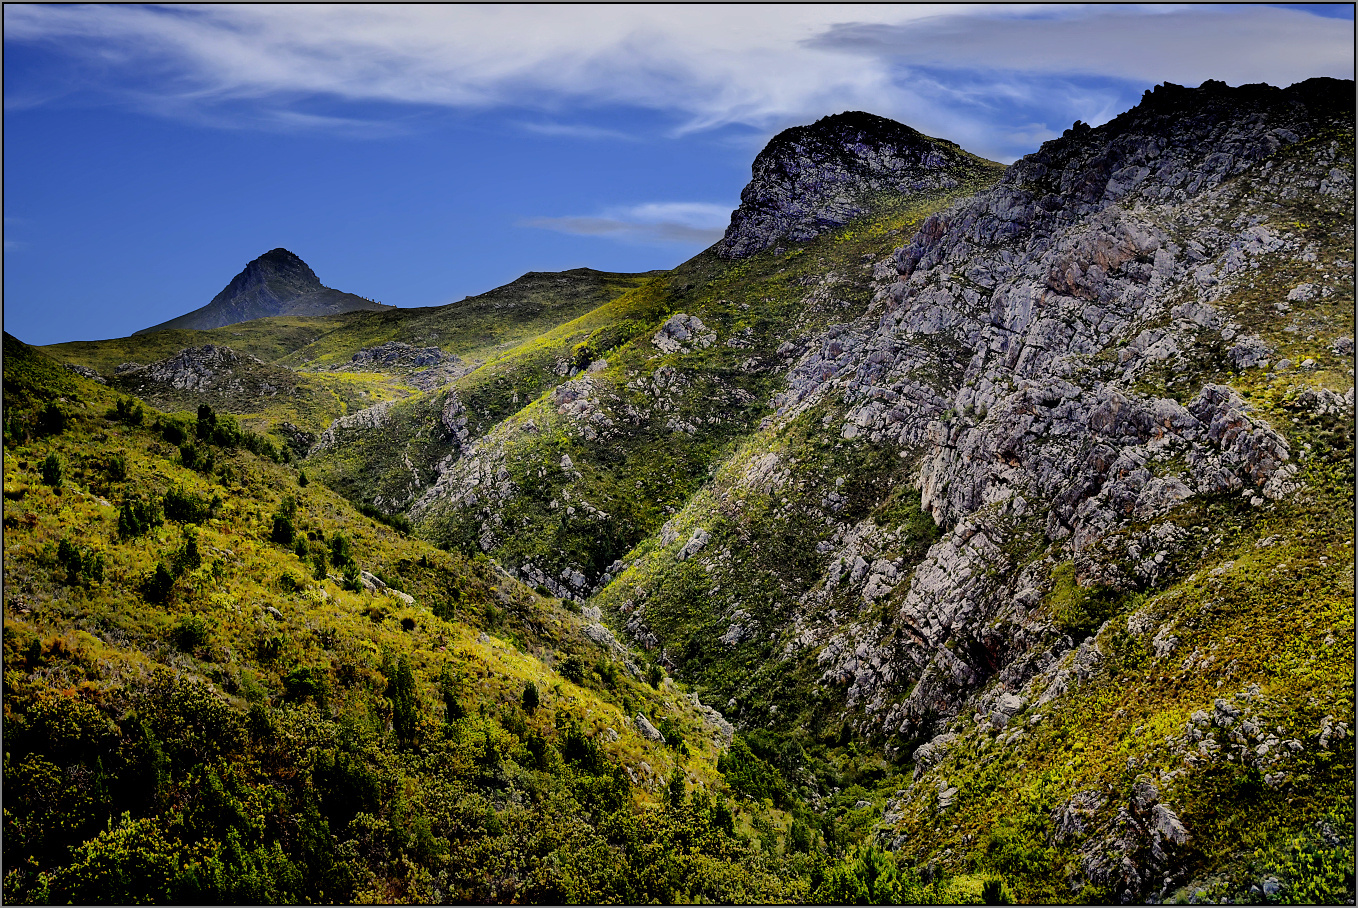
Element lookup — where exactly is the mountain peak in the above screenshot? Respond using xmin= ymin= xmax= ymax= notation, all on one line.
xmin=136 ymin=248 xmax=388 ymax=334
xmin=715 ymin=111 xmax=998 ymax=259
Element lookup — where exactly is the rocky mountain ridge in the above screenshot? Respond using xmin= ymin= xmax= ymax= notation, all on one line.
xmin=137 ymin=247 xmax=390 ymax=334
xmin=717 ymin=111 xmax=1002 ymax=259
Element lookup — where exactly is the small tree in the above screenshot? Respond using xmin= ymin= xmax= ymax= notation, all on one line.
xmin=41 ymin=453 xmax=62 ymax=488
xmin=521 ymin=681 xmax=540 ymax=714
xmin=271 ymin=515 xmax=295 ymax=547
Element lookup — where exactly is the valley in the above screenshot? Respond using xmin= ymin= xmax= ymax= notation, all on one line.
xmin=4 ymin=80 xmax=1354 ymax=904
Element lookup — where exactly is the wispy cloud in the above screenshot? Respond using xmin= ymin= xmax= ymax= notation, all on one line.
xmin=515 ymin=121 xmax=640 ymax=142
xmin=4 ymin=4 xmax=1351 ymax=157
xmin=523 ymin=202 xmax=731 ymax=246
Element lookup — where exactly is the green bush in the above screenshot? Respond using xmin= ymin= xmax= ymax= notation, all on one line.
xmin=271 ymin=515 xmax=295 ymax=547
xmin=41 ymin=452 xmax=62 ymax=488
xmin=522 ymin=680 xmax=540 ymax=714
xmin=142 ymin=564 xmax=175 ymax=604
xmin=57 ymin=538 xmax=104 ymax=586
xmin=171 ymin=614 xmax=211 ymax=652
xmin=560 ymin=654 xmax=587 ymax=684
xmin=163 ymin=486 xmax=214 ymax=524
xmin=282 ymin=666 xmax=328 ymax=709
xmin=36 ymin=401 xmax=68 ymax=436
xmin=108 ymin=397 xmax=144 ymax=426
xmin=118 ymin=496 xmax=163 ymax=539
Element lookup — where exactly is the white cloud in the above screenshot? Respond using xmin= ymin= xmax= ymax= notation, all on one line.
xmin=4 ymin=4 xmax=1351 ymax=156
xmin=523 ymin=202 xmax=731 ymax=246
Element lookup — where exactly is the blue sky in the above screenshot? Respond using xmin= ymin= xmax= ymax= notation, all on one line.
xmin=4 ymin=4 xmax=1353 ymax=345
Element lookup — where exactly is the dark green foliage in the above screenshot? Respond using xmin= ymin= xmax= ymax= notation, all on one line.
xmin=282 ymin=666 xmax=329 ymax=709
xmin=560 ymin=654 xmax=587 ymax=684
xmin=357 ymin=502 xmax=411 ymax=534
xmin=340 ymin=563 xmax=361 ymax=592
xmin=157 ymin=418 xmax=188 ymax=446
xmin=142 ymin=564 xmax=175 ymax=604
xmin=162 ymin=486 xmax=214 ymax=524
xmin=383 ymin=656 xmax=420 ymax=743
xmin=271 ymin=515 xmax=295 ymax=547
xmin=812 ymin=844 xmax=918 ymax=905
xmin=179 ymin=441 xmax=214 ymax=474
xmin=647 ymin=663 xmax=664 ymax=689
xmin=522 ymin=680 xmax=540 ymax=714
xmin=311 ymin=549 xmax=328 ymax=581
xmin=713 ymin=798 xmax=735 ymax=836
xmin=102 ymin=451 xmax=129 ymax=482
xmin=293 ymin=535 xmax=309 ymax=560
xmin=171 ymin=614 xmax=211 ymax=652
xmin=36 ymin=400 xmax=68 ymax=436
xmin=40 ymin=452 xmax=62 ymax=488
xmin=57 ymin=538 xmax=103 ymax=586
xmin=170 ymin=531 xmax=202 ymax=576
xmin=118 ymin=495 xmax=163 ymax=539
xmin=108 ymin=396 xmax=144 ymax=426
xmin=328 ymin=532 xmax=354 ymax=570
xmin=983 ymin=876 xmax=1016 ymax=904
xmin=297 ymin=469 xmax=308 ymax=487
xmin=718 ymin=736 xmax=791 ymax=808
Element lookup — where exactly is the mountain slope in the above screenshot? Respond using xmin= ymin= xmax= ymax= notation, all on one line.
xmin=595 ymin=77 xmax=1355 ymax=901
xmin=1 ymin=332 xmax=818 ymax=903
xmin=137 ymin=248 xmax=391 ymax=334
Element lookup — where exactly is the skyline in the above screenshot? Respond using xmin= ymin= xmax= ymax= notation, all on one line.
xmin=4 ymin=3 xmax=1354 ymax=346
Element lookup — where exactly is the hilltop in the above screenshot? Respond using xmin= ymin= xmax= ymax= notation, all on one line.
xmin=136 ymin=248 xmax=391 ymax=334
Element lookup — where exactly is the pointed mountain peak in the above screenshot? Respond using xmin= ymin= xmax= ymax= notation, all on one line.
xmin=135 ymin=248 xmax=389 ymax=334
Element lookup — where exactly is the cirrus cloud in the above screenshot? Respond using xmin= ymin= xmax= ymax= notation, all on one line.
xmin=522 ymin=202 xmax=730 ymax=247
xmin=4 ymin=4 xmax=1350 ymax=161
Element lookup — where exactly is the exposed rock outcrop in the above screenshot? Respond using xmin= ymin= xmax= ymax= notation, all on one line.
xmin=716 ymin=111 xmax=999 ymax=258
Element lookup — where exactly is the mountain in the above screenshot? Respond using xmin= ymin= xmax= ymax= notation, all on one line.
xmin=716 ymin=110 xmax=996 ymax=258
xmin=135 ymin=248 xmax=392 ymax=334
xmin=6 ymin=80 xmax=1355 ymax=904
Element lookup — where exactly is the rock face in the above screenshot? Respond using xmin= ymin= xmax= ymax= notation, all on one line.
xmin=137 ymin=248 xmax=390 ymax=334
xmin=716 ymin=111 xmax=995 ymax=258
xmin=112 ymin=344 xmax=296 ymax=400
xmin=771 ymin=78 xmax=1351 ymax=738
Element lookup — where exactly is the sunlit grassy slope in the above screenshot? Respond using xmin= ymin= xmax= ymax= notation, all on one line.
xmin=1 ymin=334 xmax=826 ymax=904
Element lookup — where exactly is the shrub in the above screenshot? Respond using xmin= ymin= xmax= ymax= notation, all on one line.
xmin=118 ymin=496 xmax=163 ymax=539
xmin=57 ymin=538 xmax=104 ymax=586
xmin=170 ymin=532 xmax=201 ymax=576
xmin=297 ymin=470 xmax=308 ymax=488
xmin=171 ymin=614 xmax=211 ymax=652
xmin=157 ymin=419 xmax=187 ymax=447
xmin=384 ymin=656 xmax=420 ymax=743
xmin=108 ymin=397 xmax=144 ymax=425
xmin=328 ymin=533 xmax=354 ymax=570
xmin=36 ymin=401 xmax=68 ymax=436
xmin=560 ymin=654 xmax=587 ymax=685
xmin=271 ymin=515 xmax=295 ymax=547
xmin=522 ymin=681 xmax=540 ymax=714
xmin=647 ymin=663 xmax=664 ymax=689
xmin=103 ymin=452 xmax=129 ymax=482
xmin=162 ymin=486 xmax=215 ymax=524
xmin=41 ymin=452 xmax=63 ymax=488
xmin=282 ymin=665 xmax=328 ymax=708
xmin=142 ymin=564 xmax=175 ymax=604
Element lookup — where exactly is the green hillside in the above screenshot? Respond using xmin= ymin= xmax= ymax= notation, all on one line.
xmin=1 ymin=334 xmax=861 ymax=904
